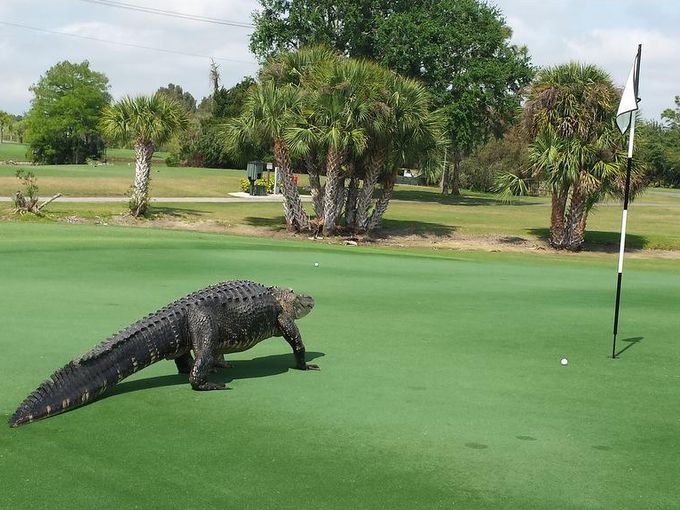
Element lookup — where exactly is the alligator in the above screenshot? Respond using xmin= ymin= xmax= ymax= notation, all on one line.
xmin=9 ymin=280 xmax=318 ymax=428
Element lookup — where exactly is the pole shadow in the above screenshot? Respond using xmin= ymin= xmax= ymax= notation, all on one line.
xmin=615 ymin=337 xmax=643 ymax=357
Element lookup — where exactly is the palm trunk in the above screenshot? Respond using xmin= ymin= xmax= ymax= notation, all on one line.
xmin=322 ymin=147 xmax=344 ymax=236
xmin=345 ymin=173 xmax=360 ymax=229
xmin=356 ymin=148 xmax=385 ymax=231
xmin=549 ymin=186 xmax=569 ymax=248
xmin=367 ymin=172 xmax=396 ymax=232
xmin=440 ymin=163 xmax=450 ymax=194
xmin=274 ymin=138 xmax=309 ymax=231
xmin=305 ymin=151 xmax=324 ymax=218
xmin=130 ymin=140 xmax=154 ymax=217
xmin=565 ymin=177 xmax=587 ymax=250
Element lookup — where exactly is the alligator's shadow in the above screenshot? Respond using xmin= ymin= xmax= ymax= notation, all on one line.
xmin=108 ymin=351 xmax=326 ymax=398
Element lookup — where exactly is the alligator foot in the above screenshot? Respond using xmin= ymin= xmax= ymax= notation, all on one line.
xmin=297 ymin=363 xmax=320 ymax=371
xmin=192 ymin=382 xmax=230 ymax=391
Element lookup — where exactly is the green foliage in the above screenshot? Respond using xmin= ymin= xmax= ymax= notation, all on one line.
xmin=461 ymin=125 xmax=531 ymax=193
xmin=255 ymin=175 xmax=275 ymax=193
xmin=24 ymin=61 xmax=111 ymax=164
xmin=174 ymin=77 xmax=261 ymax=168
xmin=251 ymin=0 xmax=534 ymax=158
xmin=637 ymin=97 xmax=680 ymax=187
xmin=375 ymin=0 xmax=533 ymax=156
xmin=0 ymin=111 xmax=13 ymax=143
xmin=156 ymin=83 xmax=197 ymax=113
xmin=100 ymin=93 xmax=189 ymax=148
xmin=14 ymin=169 xmax=38 ymax=199
xmin=240 ymin=178 xmax=251 ymax=192
xmin=250 ymin=0 xmax=409 ymax=60
xmin=213 ymin=77 xmax=256 ymax=119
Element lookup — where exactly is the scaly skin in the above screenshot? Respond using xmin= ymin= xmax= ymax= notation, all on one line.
xmin=9 ymin=280 xmax=317 ymax=427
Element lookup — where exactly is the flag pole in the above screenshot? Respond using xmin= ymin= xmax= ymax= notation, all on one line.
xmin=612 ymin=44 xmax=642 ymax=359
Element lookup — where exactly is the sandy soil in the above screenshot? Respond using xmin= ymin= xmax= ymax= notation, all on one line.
xmin=55 ymin=213 xmax=680 ymax=261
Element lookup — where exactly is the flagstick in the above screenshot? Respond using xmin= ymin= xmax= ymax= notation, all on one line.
xmin=612 ymin=115 xmax=636 ymax=359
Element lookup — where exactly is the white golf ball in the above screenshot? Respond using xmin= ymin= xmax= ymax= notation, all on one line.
xmin=560 ymin=358 xmax=568 ymax=366
xmin=314 ymin=262 xmax=319 ymax=267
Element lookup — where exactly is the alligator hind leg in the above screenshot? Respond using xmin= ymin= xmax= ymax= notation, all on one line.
xmin=174 ymin=352 xmax=194 ymax=374
xmin=187 ymin=308 xmax=229 ymax=391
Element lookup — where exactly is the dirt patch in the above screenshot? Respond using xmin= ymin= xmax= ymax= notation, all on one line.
xmin=56 ymin=213 xmax=680 ymax=260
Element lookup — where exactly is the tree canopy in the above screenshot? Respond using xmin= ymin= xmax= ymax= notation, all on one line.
xmin=156 ymin=83 xmax=197 ymax=113
xmin=250 ymin=0 xmax=534 ymax=194
xmin=24 ymin=60 xmax=111 ymax=164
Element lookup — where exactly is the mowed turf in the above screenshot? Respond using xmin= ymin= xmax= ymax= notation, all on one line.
xmin=0 ymin=163 xmax=244 ymax=197
xmin=1 ymin=224 xmax=679 ymax=509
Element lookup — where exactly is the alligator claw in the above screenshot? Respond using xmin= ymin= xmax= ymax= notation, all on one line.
xmin=193 ymin=382 xmax=230 ymax=391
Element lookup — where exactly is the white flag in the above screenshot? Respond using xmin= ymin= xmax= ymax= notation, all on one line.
xmin=616 ymin=49 xmax=641 ymax=134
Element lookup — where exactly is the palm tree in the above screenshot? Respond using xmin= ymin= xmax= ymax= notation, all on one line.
xmin=225 ymin=81 xmax=309 ymax=231
xmin=519 ymin=62 xmax=628 ymax=250
xmin=361 ymin=74 xmax=445 ymax=232
xmin=101 ymin=94 xmax=188 ymax=216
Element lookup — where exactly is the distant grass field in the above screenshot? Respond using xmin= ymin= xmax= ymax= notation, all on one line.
xmin=0 ymin=142 xmax=30 ymax=161
xmin=0 ymin=163 xmax=245 ymax=197
xmin=104 ymin=146 xmax=169 ymax=162
xmin=0 ymin=143 xmax=169 ymax=163
xmin=2 ymin=185 xmax=680 ymax=250
xmin=1 ymin=223 xmax=679 ymax=508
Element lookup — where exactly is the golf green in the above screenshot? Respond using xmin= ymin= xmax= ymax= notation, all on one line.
xmin=1 ymin=223 xmax=679 ymax=509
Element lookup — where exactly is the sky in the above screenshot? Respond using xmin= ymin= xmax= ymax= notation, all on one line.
xmin=0 ymin=0 xmax=678 ymax=120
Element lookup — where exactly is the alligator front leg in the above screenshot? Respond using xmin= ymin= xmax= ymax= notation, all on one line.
xmin=278 ymin=315 xmax=319 ymax=371
xmin=213 ymin=356 xmax=232 ymax=369
xmin=187 ymin=309 xmax=229 ymax=390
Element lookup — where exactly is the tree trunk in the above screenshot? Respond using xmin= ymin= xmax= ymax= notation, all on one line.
xmin=367 ymin=172 xmax=396 ymax=232
xmin=345 ymin=174 xmax=360 ymax=229
xmin=322 ymin=147 xmax=344 ymax=236
xmin=274 ymin=138 xmax=309 ymax=231
xmin=450 ymin=153 xmax=461 ymax=196
xmin=305 ymin=151 xmax=324 ymax=219
xmin=565 ymin=177 xmax=588 ymax=250
xmin=130 ymin=141 xmax=154 ymax=217
xmin=549 ymin=186 xmax=569 ymax=248
xmin=356 ymin=148 xmax=385 ymax=231
xmin=440 ymin=163 xmax=450 ymax=194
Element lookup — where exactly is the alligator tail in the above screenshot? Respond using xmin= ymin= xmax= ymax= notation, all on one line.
xmin=9 ymin=314 xmax=182 ymax=428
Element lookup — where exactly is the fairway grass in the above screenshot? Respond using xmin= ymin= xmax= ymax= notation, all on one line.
xmin=0 ymin=142 xmax=29 ymax=161
xmin=0 ymin=163 xmax=245 ymax=197
xmin=1 ymin=223 xmax=679 ymax=509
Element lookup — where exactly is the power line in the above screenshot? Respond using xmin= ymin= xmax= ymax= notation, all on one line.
xmin=78 ymin=0 xmax=255 ymax=29
xmin=0 ymin=20 xmax=258 ymax=65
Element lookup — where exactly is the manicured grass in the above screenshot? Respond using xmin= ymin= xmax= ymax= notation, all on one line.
xmin=104 ymin=146 xmax=170 ymax=162
xmin=1 ymin=223 xmax=679 ymax=508
xmin=0 ymin=163 xmax=246 ymax=197
xmin=0 ymin=142 xmax=30 ymax=161
xmin=3 ymin=183 xmax=680 ymax=250
xmin=0 ymin=144 xmax=169 ymax=163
